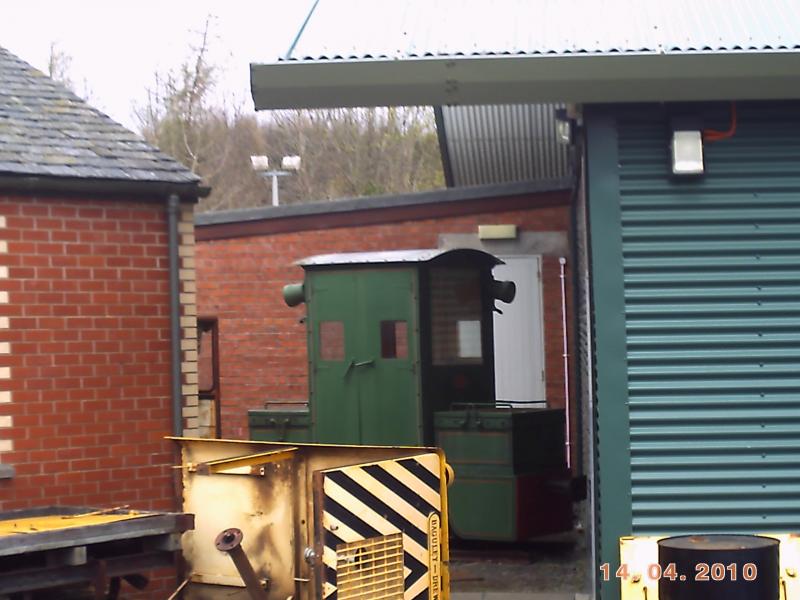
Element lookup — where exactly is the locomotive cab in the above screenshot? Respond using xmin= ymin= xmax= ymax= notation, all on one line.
xmin=250 ymin=248 xmax=572 ymax=541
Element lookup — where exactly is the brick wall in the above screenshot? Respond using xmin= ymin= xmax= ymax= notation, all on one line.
xmin=178 ymin=204 xmax=202 ymax=436
xmin=0 ymin=195 xmax=182 ymax=512
xmin=196 ymin=194 xmax=576 ymax=466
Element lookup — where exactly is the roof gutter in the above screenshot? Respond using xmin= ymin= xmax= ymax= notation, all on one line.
xmin=0 ymin=174 xmax=209 ymax=200
xmin=167 ymin=194 xmax=184 ymax=437
xmin=251 ymin=51 xmax=800 ymax=109
xmin=433 ymin=106 xmax=455 ymax=188
xmin=197 ymin=179 xmax=571 ymax=226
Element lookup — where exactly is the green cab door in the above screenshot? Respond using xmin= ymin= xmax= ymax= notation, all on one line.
xmin=308 ymin=268 xmax=421 ymax=446
xmin=309 ymin=271 xmax=360 ymax=444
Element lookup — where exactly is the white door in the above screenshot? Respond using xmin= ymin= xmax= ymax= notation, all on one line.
xmin=493 ymin=256 xmax=546 ymax=406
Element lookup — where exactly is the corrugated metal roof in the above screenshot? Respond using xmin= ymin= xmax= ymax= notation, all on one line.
xmin=440 ymin=104 xmax=571 ymax=186
xmin=286 ymin=0 xmax=800 ymax=61
xmin=297 ymin=248 xmax=502 ymax=267
xmin=252 ymin=0 xmax=800 ymax=109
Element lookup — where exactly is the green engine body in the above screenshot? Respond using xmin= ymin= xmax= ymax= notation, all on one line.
xmin=249 ymin=248 xmax=572 ymax=541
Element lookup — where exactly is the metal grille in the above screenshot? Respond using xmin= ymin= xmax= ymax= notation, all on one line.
xmin=617 ymin=102 xmax=800 ymax=535
xmin=336 ymin=533 xmax=404 ymax=600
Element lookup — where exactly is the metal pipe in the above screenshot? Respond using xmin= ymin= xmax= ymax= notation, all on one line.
xmin=215 ymin=528 xmax=269 ymax=600
xmin=559 ymin=256 xmax=571 ymax=470
xmin=167 ymin=194 xmax=183 ymax=437
xmin=583 ymin=221 xmax=599 ymax=600
xmin=271 ymin=173 xmax=279 ymax=206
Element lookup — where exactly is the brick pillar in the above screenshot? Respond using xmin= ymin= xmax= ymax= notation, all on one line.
xmin=0 ymin=215 xmax=10 ymax=476
xmin=179 ymin=204 xmax=200 ymax=436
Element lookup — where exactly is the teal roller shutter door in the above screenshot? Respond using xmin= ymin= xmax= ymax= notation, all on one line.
xmin=618 ymin=103 xmax=800 ymax=535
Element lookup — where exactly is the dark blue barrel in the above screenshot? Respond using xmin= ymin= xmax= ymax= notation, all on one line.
xmin=658 ymin=535 xmax=779 ymax=600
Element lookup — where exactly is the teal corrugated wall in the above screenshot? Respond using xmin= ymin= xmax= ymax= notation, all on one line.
xmin=617 ymin=103 xmax=800 ymax=535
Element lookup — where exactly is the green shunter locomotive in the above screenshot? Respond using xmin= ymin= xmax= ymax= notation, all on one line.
xmin=249 ymin=248 xmax=572 ymax=541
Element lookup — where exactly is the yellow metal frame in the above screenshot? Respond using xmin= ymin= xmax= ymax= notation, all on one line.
xmin=437 ymin=453 xmax=450 ymax=600
xmin=186 ymin=447 xmax=298 ymax=475
xmin=619 ymin=534 xmax=800 ymax=600
xmin=0 ymin=511 xmax=147 ymax=536
xmin=173 ymin=436 xmax=451 ymax=600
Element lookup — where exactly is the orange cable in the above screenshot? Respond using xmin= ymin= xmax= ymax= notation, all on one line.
xmin=703 ymin=102 xmax=737 ymax=142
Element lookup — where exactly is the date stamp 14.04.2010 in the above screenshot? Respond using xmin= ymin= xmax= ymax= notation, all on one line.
xmin=600 ymin=562 xmax=758 ymax=583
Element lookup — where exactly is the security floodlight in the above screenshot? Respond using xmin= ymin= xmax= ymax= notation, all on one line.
xmin=250 ymin=155 xmax=270 ymax=171
xmin=669 ymin=116 xmax=704 ymax=176
xmin=281 ymin=155 xmax=302 ymax=171
xmin=671 ymin=130 xmax=704 ymax=175
xmin=249 ymin=154 xmax=301 ymax=207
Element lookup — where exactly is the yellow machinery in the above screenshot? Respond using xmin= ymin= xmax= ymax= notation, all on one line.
xmin=175 ymin=437 xmax=450 ymax=600
xmin=0 ymin=506 xmax=192 ymax=597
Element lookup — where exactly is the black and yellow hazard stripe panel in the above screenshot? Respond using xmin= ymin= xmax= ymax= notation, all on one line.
xmin=318 ymin=452 xmax=445 ymax=600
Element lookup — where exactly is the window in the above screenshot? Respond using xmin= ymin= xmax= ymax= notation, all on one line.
xmin=197 ymin=317 xmax=220 ymax=438
xmin=198 ymin=318 xmax=219 ymax=396
xmin=380 ymin=320 xmax=408 ymax=359
xmin=319 ymin=321 xmax=345 ymax=361
xmin=430 ymin=268 xmax=483 ymax=365
xmin=456 ymin=320 xmax=482 ymax=358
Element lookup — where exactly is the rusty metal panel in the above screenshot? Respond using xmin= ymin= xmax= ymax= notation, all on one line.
xmin=181 ymin=441 xmax=297 ymax=594
xmin=176 ymin=438 xmax=449 ymax=600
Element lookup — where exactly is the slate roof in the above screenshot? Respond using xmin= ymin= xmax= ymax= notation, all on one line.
xmin=0 ymin=46 xmax=200 ymax=187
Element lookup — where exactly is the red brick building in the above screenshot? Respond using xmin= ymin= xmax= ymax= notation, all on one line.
xmin=0 ymin=49 xmax=204 ymax=518
xmin=195 ymin=181 xmax=578 ymax=467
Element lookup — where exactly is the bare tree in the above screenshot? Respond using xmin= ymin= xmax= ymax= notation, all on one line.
xmin=134 ymin=16 xmax=236 ymax=175
xmin=46 ymin=42 xmax=94 ymax=101
xmin=133 ymin=24 xmax=444 ymax=213
xmin=260 ymin=107 xmax=444 ymax=207
xmin=47 ymin=42 xmax=74 ymax=90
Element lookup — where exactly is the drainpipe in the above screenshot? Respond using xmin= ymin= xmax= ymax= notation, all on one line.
xmin=559 ymin=256 xmax=571 ymax=470
xmin=167 ymin=194 xmax=183 ymax=437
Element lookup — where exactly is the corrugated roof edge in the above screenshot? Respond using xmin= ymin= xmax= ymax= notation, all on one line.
xmin=196 ymin=178 xmax=572 ymax=226
xmin=297 ymin=247 xmax=503 ymax=267
xmin=281 ymin=42 xmax=800 ymax=62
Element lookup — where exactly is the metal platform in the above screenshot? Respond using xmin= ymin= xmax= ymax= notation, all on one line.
xmin=0 ymin=505 xmax=193 ymax=598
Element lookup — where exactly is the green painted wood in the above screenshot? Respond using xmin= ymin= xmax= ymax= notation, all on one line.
xmin=308 ymin=271 xmax=361 ymax=444
xmin=248 ymin=410 xmax=312 ymax=443
xmin=355 ymin=269 xmax=422 ymax=445
xmin=436 ymin=430 xmax=514 ymax=469
xmin=434 ymin=408 xmax=566 ymax=472
xmin=447 ymin=476 xmax=517 ymax=541
xmin=308 ymin=269 xmax=422 ymax=445
xmin=585 ymin=107 xmax=631 ymax=600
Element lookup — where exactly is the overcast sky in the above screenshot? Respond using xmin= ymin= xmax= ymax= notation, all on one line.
xmin=0 ymin=1 xmax=315 ymax=129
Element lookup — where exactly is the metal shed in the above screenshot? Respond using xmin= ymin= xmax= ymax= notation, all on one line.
xmin=247 ymin=2 xmax=800 ymax=597
xmin=584 ymin=99 xmax=800 ymax=597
